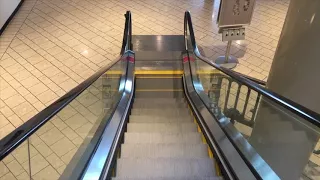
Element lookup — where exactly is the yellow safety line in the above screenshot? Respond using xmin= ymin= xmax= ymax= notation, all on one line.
xmin=188 ymin=104 xmax=221 ymax=176
xmin=135 ymin=89 xmax=183 ymax=92
xmin=135 ymin=70 xmax=183 ymax=75
xmin=136 ymin=76 xmax=182 ymax=79
xmin=104 ymin=70 xmax=221 ymax=75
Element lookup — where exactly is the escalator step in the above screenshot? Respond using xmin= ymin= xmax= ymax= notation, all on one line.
xmin=132 ymin=102 xmax=187 ymax=109
xmin=135 ymin=91 xmax=184 ymax=98
xmin=129 ymin=115 xmax=193 ymax=123
xmin=131 ymin=108 xmax=189 ymax=116
xmin=127 ymin=123 xmax=197 ymax=133
xmin=112 ymin=177 xmax=222 ymax=180
xmin=133 ymin=98 xmax=186 ymax=103
xmin=124 ymin=132 xmax=203 ymax=144
xmin=116 ymin=158 xmax=216 ymax=178
xmin=121 ymin=143 xmax=208 ymax=158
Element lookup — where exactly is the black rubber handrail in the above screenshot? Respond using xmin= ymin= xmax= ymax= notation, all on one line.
xmin=0 ymin=11 xmax=132 ymax=160
xmin=184 ymin=11 xmax=320 ymax=128
xmin=233 ymin=71 xmax=266 ymax=86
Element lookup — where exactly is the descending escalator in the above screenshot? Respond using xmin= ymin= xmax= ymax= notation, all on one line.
xmin=0 ymin=10 xmax=320 ymax=180
xmin=114 ymin=75 xmax=220 ymax=179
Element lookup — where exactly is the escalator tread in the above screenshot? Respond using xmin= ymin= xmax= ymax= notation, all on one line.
xmin=114 ymin=80 xmax=220 ymax=179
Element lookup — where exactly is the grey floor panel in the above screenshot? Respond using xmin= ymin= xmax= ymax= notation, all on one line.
xmin=124 ymin=132 xmax=203 ymax=144
xmin=121 ymin=144 xmax=208 ymax=158
xmin=132 ymin=35 xmax=184 ymax=52
xmin=116 ymin=158 xmax=215 ymax=178
xmin=129 ymin=115 xmax=193 ymax=123
xmin=112 ymin=178 xmax=222 ymax=180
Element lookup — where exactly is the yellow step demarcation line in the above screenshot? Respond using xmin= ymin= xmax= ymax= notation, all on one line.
xmin=188 ymin=105 xmax=221 ymax=176
xmin=135 ymin=89 xmax=183 ymax=92
xmin=104 ymin=70 xmax=222 ymax=75
xmin=135 ymin=70 xmax=183 ymax=75
xmin=136 ymin=76 xmax=182 ymax=79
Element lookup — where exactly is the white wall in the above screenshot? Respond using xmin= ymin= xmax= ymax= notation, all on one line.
xmin=0 ymin=0 xmax=21 ymax=29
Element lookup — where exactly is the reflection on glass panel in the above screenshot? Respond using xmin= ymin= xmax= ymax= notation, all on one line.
xmin=190 ymin=57 xmax=320 ymax=179
xmin=0 ymin=59 xmax=125 ymax=179
xmin=0 ymin=140 xmax=31 ymax=179
xmin=193 ymin=58 xmax=260 ymax=138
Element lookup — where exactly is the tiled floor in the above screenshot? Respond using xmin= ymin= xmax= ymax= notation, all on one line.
xmin=0 ymin=0 xmax=291 ymax=179
xmin=0 ymin=73 xmax=119 ymax=179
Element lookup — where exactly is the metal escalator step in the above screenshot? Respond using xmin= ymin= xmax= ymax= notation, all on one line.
xmin=121 ymin=144 xmax=208 ymax=158
xmin=112 ymin=177 xmax=223 ymax=180
xmin=127 ymin=123 xmax=197 ymax=133
xmin=132 ymin=102 xmax=187 ymax=109
xmin=134 ymin=98 xmax=185 ymax=102
xmin=131 ymin=108 xmax=189 ymax=116
xmin=135 ymin=91 xmax=184 ymax=98
xmin=116 ymin=158 xmax=216 ymax=178
xmin=129 ymin=115 xmax=193 ymax=123
xmin=124 ymin=132 xmax=203 ymax=144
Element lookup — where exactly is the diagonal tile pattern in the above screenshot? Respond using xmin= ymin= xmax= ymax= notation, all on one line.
xmin=0 ymin=0 xmax=290 ymax=138
xmin=0 ymin=73 xmax=120 ymax=179
xmin=0 ymin=0 xmax=301 ymax=179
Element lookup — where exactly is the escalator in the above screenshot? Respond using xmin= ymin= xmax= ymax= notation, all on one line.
xmin=115 ymin=74 xmax=219 ymax=179
xmin=0 ymin=11 xmax=320 ymax=180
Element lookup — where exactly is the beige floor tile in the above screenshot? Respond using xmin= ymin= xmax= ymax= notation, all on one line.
xmin=34 ymin=142 xmax=53 ymax=157
xmin=20 ymin=76 xmax=40 ymax=88
xmin=28 ymin=82 xmax=48 ymax=96
xmin=60 ymin=148 xmax=77 ymax=165
xmin=56 ymin=106 xmax=76 ymax=121
xmin=32 ymin=165 xmax=59 ymax=180
xmin=76 ymin=122 xmax=93 ymax=138
xmin=0 ymin=73 xmax=14 ymax=82
xmin=0 ymin=115 xmax=9 ymax=129
xmin=40 ymin=127 xmax=64 ymax=146
xmin=3 ymin=94 xmax=26 ymax=109
xmin=49 ymin=72 xmax=70 ymax=84
xmin=2 ymin=154 xmax=14 ymax=165
xmin=0 ymin=162 xmax=9 ymax=177
xmin=0 ymin=106 xmax=14 ymax=120
xmin=0 ymin=86 xmax=18 ymax=100
xmin=16 ymin=172 xmax=28 ymax=180
xmin=11 ymin=144 xmax=38 ymax=164
xmin=12 ymin=101 xmax=36 ymax=118
xmin=50 ymin=137 xmax=76 ymax=157
xmin=0 ymin=172 xmax=17 ymax=180
xmin=22 ymin=154 xmax=49 ymax=176
xmin=58 ymin=78 xmax=77 ymax=92
xmin=6 ymin=160 xmax=26 ymax=177
xmin=6 ymin=79 xmax=22 ymax=90
xmin=56 ymin=164 xmax=66 ymax=175
xmin=5 ymin=63 xmax=24 ymax=75
xmin=37 ymin=90 xmax=58 ymax=104
xmin=7 ymin=114 xmax=24 ymax=128
xmin=15 ymin=86 xmax=30 ymax=96
xmin=33 ymin=60 xmax=53 ymax=71
xmin=33 ymin=101 xmax=46 ymax=112
xmin=24 ymin=93 xmax=38 ymax=104
xmin=64 ymin=113 xmax=88 ymax=131
xmin=45 ymin=153 xmax=64 ymax=170
xmin=61 ymin=127 xmax=79 ymax=141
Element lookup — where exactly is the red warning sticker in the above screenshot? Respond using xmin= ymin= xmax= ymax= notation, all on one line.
xmin=183 ymin=56 xmax=189 ymax=63
xmin=127 ymin=55 xmax=134 ymax=62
